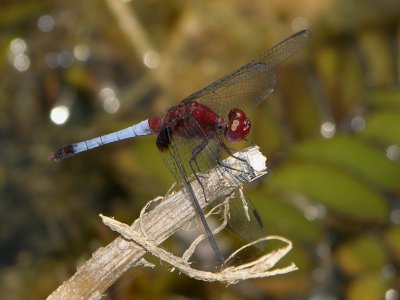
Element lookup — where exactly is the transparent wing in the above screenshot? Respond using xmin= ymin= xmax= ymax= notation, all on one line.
xmin=158 ymin=120 xmax=225 ymax=262
xmin=182 ymin=30 xmax=310 ymax=118
xmin=158 ymin=116 xmax=265 ymax=264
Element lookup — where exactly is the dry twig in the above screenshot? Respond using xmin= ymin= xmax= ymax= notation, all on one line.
xmin=47 ymin=146 xmax=296 ymax=299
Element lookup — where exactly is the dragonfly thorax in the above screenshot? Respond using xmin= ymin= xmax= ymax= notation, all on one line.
xmin=154 ymin=101 xmax=228 ymax=151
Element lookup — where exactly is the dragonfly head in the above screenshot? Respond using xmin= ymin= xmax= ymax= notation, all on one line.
xmin=225 ymin=108 xmax=251 ymax=142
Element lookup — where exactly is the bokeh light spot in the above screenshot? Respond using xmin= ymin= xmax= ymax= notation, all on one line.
xmin=390 ymin=209 xmax=400 ymax=225
xmin=143 ymin=50 xmax=160 ymax=69
xmin=103 ymin=97 xmax=120 ymax=114
xmin=386 ymin=145 xmax=400 ymax=161
xmin=99 ymin=87 xmax=120 ymax=113
xmin=350 ymin=116 xmax=366 ymax=132
xmin=73 ymin=44 xmax=91 ymax=61
xmin=10 ymin=38 xmax=27 ymax=55
xmin=320 ymin=121 xmax=336 ymax=138
xmin=50 ymin=106 xmax=70 ymax=125
xmin=38 ymin=15 xmax=55 ymax=32
xmin=58 ymin=51 xmax=73 ymax=68
xmin=385 ymin=289 xmax=399 ymax=300
xmin=14 ymin=54 xmax=30 ymax=72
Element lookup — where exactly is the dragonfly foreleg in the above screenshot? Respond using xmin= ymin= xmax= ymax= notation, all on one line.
xmin=220 ymin=142 xmax=247 ymax=164
xmin=217 ymin=139 xmax=255 ymax=180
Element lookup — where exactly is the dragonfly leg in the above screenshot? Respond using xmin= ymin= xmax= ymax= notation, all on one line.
xmin=189 ymin=139 xmax=210 ymax=202
xmin=220 ymin=141 xmax=248 ymax=164
xmin=217 ymin=139 xmax=255 ymax=179
xmin=243 ymin=137 xmax=255 ymax=146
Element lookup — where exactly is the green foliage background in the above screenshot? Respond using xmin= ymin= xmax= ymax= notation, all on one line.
xmin=0 ymin=0 xmax=399 ymax=299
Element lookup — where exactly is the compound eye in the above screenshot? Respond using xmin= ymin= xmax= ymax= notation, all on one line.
xmin=228 ymin=108 xmax=246 ymax=121
xmin=225 ymin=116 xmax=251 ymax=142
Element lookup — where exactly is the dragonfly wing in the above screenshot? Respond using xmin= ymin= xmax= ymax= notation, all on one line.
xmin=227 ymin=191 xmax=264 ymax=245
xmin=183 ymin=30 xmax=310 ymax=118
xmin=158 ymin=116 xmax=265 ymax=263
xmin=158 ymin=120 xmax=226 ymax=262
xmin=159 ymin=129 xmax=221 ymax=190
xmin=193 ymin=65 xmax=276 ymax=119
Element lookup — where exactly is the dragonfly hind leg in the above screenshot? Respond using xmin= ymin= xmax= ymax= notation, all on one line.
xmin=188 ymin=139 xmax=216 ymax=203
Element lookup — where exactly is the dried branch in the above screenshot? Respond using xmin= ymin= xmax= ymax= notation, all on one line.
xmin=47 ymin=147 xmax=295 ymax=299
xmin=101 ymin=215 xmax=297 ymax=284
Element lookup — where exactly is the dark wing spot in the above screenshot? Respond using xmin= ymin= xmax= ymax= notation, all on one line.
xmin=156 ymin=127 xmax=172 ymax=151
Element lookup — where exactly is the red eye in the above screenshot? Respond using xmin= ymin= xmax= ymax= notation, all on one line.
xmin=228 ymin=108 xmax=244 ymax=121
xmin=226 ymin=109 xmax=251 ymax=142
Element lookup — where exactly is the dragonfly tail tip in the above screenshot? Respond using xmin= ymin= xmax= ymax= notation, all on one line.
xmin=48 ymin=152 xmax=60 ymax=162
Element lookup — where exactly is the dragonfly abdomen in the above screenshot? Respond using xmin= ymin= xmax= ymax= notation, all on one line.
xmin=49 ymin=119 xmax=155 ymax=161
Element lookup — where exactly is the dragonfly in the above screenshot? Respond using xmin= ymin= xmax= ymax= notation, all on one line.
xmin=50 ymin=30 xmax=310 ymax=265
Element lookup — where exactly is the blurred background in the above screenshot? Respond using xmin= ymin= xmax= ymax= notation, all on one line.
xmin=1 ymin=0 xmax=400 ymax=299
